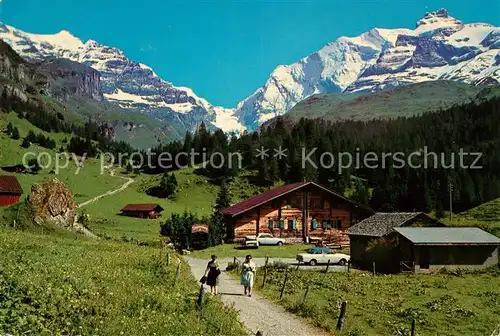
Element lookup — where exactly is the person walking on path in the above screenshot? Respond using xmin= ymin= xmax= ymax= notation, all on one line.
xmin=204 ymin=255 xmax=221 ymax=295
xmin=241 ymin=254 xmax=256 ymax=297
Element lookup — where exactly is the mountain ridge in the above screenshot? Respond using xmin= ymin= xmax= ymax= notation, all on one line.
xmin=1 ymin=8 xmax=499 ymax=135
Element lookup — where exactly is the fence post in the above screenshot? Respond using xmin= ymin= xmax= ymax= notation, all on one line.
xmin=262 ymin=266 xmax=268 ymax=288
xmin=324 ymin=259 xmax=331 ymax=273
xmin=296 ymin=262 xmax=300 ymax=271
xmin=279 ymin=272 xmax=288 ymax=299
xmin=347 ymin=260 xmax=350 ymax=273
xmin=196 ymin=283 xmax=204 ymax=309
xmin=336 ymin=300 xmax=347 ymax=331
xmin=372 ymin=262 xmax=376 ymax=275
xmin=166 ymin=252 xmax=170 ymax=266
xmin=174 ymin=262 xmax=180 ymax=286
xmin=233 ymin=256 xmax=237 ymax=265
xmin=265 ymin=256 xmax=269 ymax=268
xmin=411 ymin=319 xmax=415 ymax=336
xmin=302 ymin=285 xmax=310 ymax=305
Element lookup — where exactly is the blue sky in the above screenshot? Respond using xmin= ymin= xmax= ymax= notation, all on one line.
xmin=1 ymin=0 xmax=499 ymax=107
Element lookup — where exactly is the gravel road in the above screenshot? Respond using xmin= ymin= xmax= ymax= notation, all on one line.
xmin=186 ymin=257 xmax=332 ymax=336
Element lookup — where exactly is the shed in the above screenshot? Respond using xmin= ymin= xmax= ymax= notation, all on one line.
xmin=345 ymin=212 xmax=443 ymax=271
xmin=191 ymin=223 xmax=210 ymax=249
xmin=395 ymin=227 xmax=500 ymax=272
xmin=120 ymin=204 xmax=164 ymax=219
xmin=0 ymin=175 xmax=23 ymax=206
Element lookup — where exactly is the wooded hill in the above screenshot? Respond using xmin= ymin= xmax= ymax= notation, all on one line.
xmin=142 ymin=95 xmax=500 ymax=215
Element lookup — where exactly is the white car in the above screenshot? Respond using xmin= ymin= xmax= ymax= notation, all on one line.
xmin=296 ymin=247 xmax=350 ymax=266
xmin=243 ymin=233 xmax=285 ymax=247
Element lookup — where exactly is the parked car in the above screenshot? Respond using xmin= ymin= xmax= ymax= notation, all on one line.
xmin=296 ymin=247 xmax=350 ymax=266
xmin=243 ymin=233 xmax=285 ymax=247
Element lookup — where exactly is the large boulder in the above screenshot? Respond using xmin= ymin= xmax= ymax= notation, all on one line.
xmin=28 ymin=178 xmax=77 ymax=228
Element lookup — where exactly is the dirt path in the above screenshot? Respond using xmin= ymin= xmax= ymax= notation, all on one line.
xmin=186 ymin=257 xmax=331 ymax=336
xmin=78 ymin=176 xmax=134 ymax=208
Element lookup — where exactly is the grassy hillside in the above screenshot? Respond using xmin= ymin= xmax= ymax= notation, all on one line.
xmin=0 ymin=109 xmax=250 ymax=334
xmin=441 ymin=198 xmax=500 ymax=238
xmin=0 ymin=226 xmax=245 ymax=335
xmin=285 ymin=81 xmax=500 ymax=122
xmin=83 ymin=168 xmax=219 ymax=242
xmin=250 ymin=266 xmax=500 ymax=336
xmin=0 ymin=112 xmax=123 ymax=205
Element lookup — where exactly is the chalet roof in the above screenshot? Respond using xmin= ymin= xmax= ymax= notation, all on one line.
xmin=223 ymin=181 xmax=373 ymax=217
xmin=345 ymin=212 xmax=436 ymax=237
xmin=395 ymin=227 xmax=500 ymax=246
xmin=0 ymin=175 xmax=23 ymax=194
xmin=120 ymin=204 xmax=164 ymax=212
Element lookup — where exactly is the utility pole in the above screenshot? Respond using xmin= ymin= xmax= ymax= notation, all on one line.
xmin=449 ymin=181 xmax=453 ymax=222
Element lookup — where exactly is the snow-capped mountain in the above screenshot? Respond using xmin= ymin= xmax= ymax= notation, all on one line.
xmin=236 ymin=9 xmax=500 ymax=128
xmin=0 ymin=23 xmax=244 ymax=134
xmin=0 ymin=8 xmax=499 ymax=134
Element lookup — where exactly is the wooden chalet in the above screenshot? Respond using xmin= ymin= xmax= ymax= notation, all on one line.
xmin=0 ymin=175 xmax=23 ymax=206
xmin=120 ymin=204 xmax=164 ymax=219
xmin=223 ymin=181 xmax=374 ymax=243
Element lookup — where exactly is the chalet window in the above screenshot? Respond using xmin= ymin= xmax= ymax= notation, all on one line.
xmin=311 ymin=199 xmax=321 ymax=209
xmin=327 ymin=219 xmax=333 ymax=229
xmin=288 ymin=219 xmax=296 ymax=230
xmin=279 ymin=220 xmax=285 ymax=229
xmin=311 ymin=219 xmax=317 ymax=230
xmin=292 ymin=197 xmax=302 ymax=208
xmin=269 ymin=219 xmax=280 ymax=229
xmin=336 ymin=218 xmax=342 ymax=229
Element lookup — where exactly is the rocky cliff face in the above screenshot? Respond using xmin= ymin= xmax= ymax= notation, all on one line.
xmin=0 ymin=40 xmax=49 ymax=103
xmin=35 ymin=58 xmax=103 ymax=102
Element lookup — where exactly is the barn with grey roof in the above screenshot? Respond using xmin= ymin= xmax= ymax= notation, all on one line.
xmin=396 ymin=227 xmax=500 ymax=272
xmin=345 ymin=212 xmax=444 ymax=271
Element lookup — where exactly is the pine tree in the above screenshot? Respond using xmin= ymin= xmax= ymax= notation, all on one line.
xmin=160 ymin=172 xmax=178 ymax=198
xmin=5 ymin=122 xmax=13 ymax=135
xmin=11 ymin=127 xmax=20 ymax=140
xmin=210 ymin=179 xmax=232 ymax=246
xmin=21 ymin=137 xmax=30 ymax=148
xmin=351 ymin=180 xmax=370 ymax=205
xmin=214 ymin=179 xmax=231 ymax=212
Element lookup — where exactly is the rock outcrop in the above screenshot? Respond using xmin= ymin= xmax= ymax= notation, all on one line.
xmin=28 ymin=178 xmax=77 ymax=229
xmin=35 ymin=58 xmax=104 ymax=102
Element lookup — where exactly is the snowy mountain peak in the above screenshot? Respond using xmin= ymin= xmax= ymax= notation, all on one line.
xmin=415 ymin=8 xmax=462 ymax=33
xmin=0 ymin=22 xmax=244 ymax=134
xmin=235 ymin=9 xmax=500 ymax=129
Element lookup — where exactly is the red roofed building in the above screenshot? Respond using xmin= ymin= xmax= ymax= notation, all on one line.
xmin=223 ymin=182 xmax=373 ymax=243
xmin=0 ymin=175 xmax=23 ymax=206
xmin=120 ymin=204 xmax=164 ymax=219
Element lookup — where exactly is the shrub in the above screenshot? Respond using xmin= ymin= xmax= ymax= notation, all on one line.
xmin=21 ymin=138 xmax=30 ymax=148
xmin=226 ymin=261 xmax=240 ymax=271
xmin=268 ymin=261 xmax=289 ymax=270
